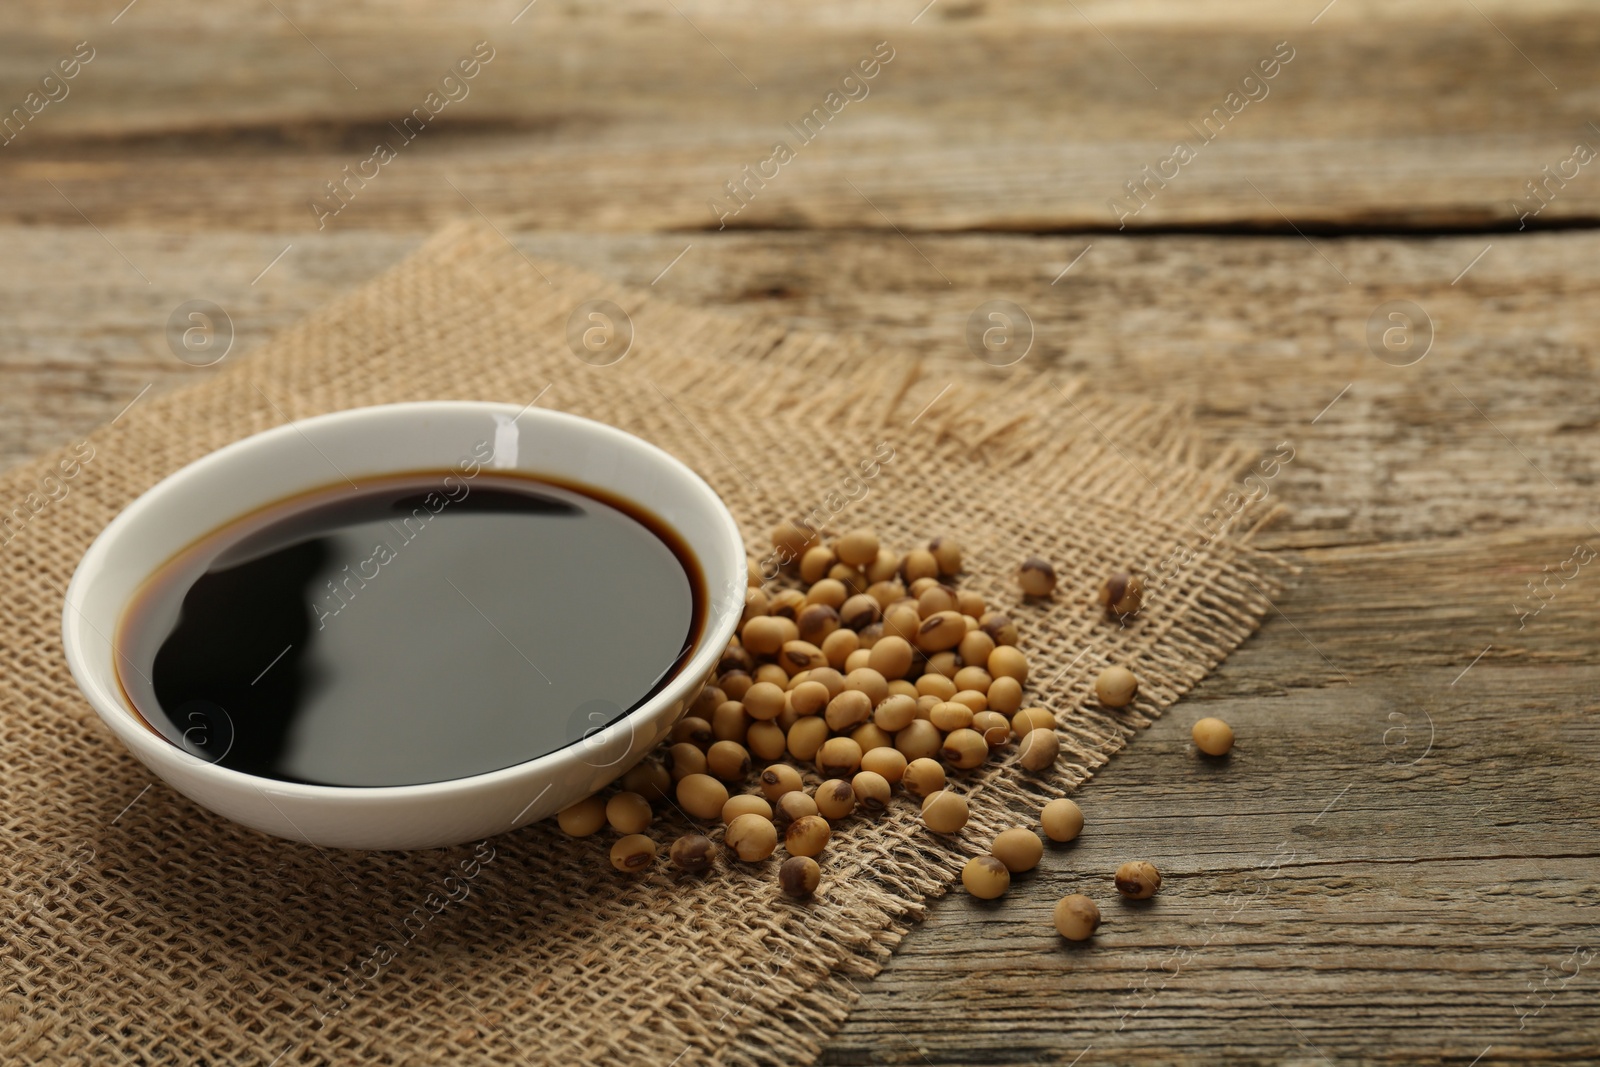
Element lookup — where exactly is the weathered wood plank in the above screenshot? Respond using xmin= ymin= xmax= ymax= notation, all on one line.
xmin=823 ymin=529 xmax=1600 ymax=1064
xmin=0 ymin=3 xmax=1596 ymax=231
xmin=6 ymin=227 xmax=1597 ymax=559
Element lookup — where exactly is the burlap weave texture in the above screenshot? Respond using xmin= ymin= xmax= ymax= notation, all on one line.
xmin=0 ymin=223 xmax=1281 ymax=1065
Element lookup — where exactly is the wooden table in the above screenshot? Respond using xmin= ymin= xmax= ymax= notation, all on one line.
xmin=4 ymin=2 xmax=1597 ymax=1062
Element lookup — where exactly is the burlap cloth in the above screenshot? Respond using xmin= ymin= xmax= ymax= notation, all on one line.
xmin=1 ymin=223 xmax=1284 ymax=1065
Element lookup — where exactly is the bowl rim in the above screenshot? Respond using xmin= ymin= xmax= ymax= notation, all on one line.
xmin=61 ymin=399 xmax=745 ymax=802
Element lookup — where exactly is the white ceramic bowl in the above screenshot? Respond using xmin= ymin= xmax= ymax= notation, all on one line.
xmin=62 ymin=401 xmax=746 ymax=850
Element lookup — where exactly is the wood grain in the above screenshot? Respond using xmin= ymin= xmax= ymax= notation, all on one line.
xmin=1 ymin=2 xmax=1597 ymax=232
xmin=8 ymin=227 xmax=1598 ymax=552
xmin=823 ymin=530 xmax=1600 ymax=1065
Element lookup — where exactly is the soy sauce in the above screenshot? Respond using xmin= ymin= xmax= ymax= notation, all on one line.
xmin=114 ymin=471 xmax=705 ymax=787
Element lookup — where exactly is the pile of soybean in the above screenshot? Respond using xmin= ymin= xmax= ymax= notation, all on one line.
xmin=553 ymin=524 xmax=1213 ymax=943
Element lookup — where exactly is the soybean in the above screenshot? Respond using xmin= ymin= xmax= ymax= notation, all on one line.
xmin=851 ymin=771 xmax=892 ymax=815
xmin=620 ymin=760 xmax=672 ymax=802
xmin=883 ymin=603 xmax=922 ymax=643
xmin=741 ymin=616 xmax=795 ymax=658
xmin=747 ymin=720 xmax=787 ymax=761
xmin=979 ymin=612 xmax=1018 ymax=646
xmin=739 ymin=681 xmax=784 ymax=723
xmin=837 ymin=528 xmax=880 ymax=568
xmin=706 ymin=740 xmax=752 ymax=781
xmin=773 ymin=704 xmax=808 ymax=737
xmin=720 ymin=641 xmax=754 ymax=675
xmin=1114 ymin=860 xmax=1161 ymax=899
xmin=941 ymin=728 xmax=989 ymax=770
xmin=725 ymin=813 xmax=778 ymax=862
xmin=719 ymin=670 xmax=753 ymax=702
xmin=797 ymin=603 xmax=841 ymax=645
xmin=672 ymin=716 xmax=715 ymax=747
xmin=928 ymin=536 xmax=962 ymax=577
xmin=821 ymin=628 xmax=860 ymax=669
xmin=667 ymin=742 xmax=708 ymax=781
xmin=859 ymin=746 xmax=907 ymax=783
xmin=780 ymin=640 xmax=828 ymax=675
xmin=873 ymin=693 xmax=919 ymax=733
xmin=916 ymin=611 xmax=966 ymax=652
xmin=865 ymin=550 xmax=902 ymax=585
xmin=1018 ymin=728 xmax=1059 ymax=772
xmin=556 ymin=795 xmax=607 ymax=837
xmin=840 ymin=593 xmax=882 ymax=631
xmin=800 ymin=545 xmax=837 ymax=585
xmin=902 ymin=757 xmax=946 ymax=798
xmin=921 ymin=789 xmax=969 ymax=833
xmin=894 ymin=719 xmax=944 ymax=761
xmin=776 ymin=790 xmax=819 ymax=825
xmin=807 ymin=667 xmax=846 ymax=698
xmin=1095 ymin=666 xmax=1139 ymax=708
xmin=1018 ymin=557 xmax=1057 ymax=597
xmin=1192 ymin=717 xmax=1234 ymax=756
xmin=1040 ymin=798 xmax=1084 ymax=842
xmin=785 ymin=814 xmax=832 ymax=857
xmin=986 ymin=676 xmax=1023 ymax=714
xmin=991 ymin=828 xmax=1044 ymax=873
xmin=711 ymin=700 xmax=749 ymax=743
xmin=929 ymin=701 xmax=974 ymax=732
xmin=753 ymin=663 xmax=789 ymax=689
xmin=722 ymin=794 xmax=773 ymax=823
xmin=805 ymin=578 xmax=849 ymax=609
xmin=866 ymin=578 xmax=905 ymax=609
xmin=818 ymin=736 xmax=863 ymax=778
xmin=768 ymin=589 xmax=806 ymax=620
xmin=902 ymin=548 xmax=939 ymax=583
xmin=677 ymin=773 xmax=729 ymax=821
xmin=867 ymin=636 xmax=915 ymax=680
xmin=825 ymin=689 xmax=873 ymax=732
xmin=950 ymin=689 xmax=988 ymax=714
xmin=925 ymin=651 xmax=960 ymax=678
xmin=1011 ymin=706 xmax=1055 ymax=738
xmin=849 ymin=722 xmax=894 ymax=753
xmin=787 ymin=716 xmax=829 ymax=762
xmin=988 ymin=646 xmax=1029 ymax=684
xmin=973 ymin=711 xmax=1012 ymax=748
xmin=606 ymin=792 xmax=654 ymax=834
xmin=843 ymin=667 xmax=890 ymax=707
xmin=788 ymin=679 xmax=831 ymax=717
xmin=829 ymin=562 xmax=868 ymax=594
xmin=962 ymin=855 xmax=1011 ymax=899
xmin=952 ymin=665 xmax=993 ymax=695
xmin=917 ymin=584 xmax=959 ymax=618
xmin=779 ymin=855 xmax=822 ymax=899
xmin=1053 ymin=894 xmax=1101 ymax=940
xmin=759 ymin=763 xmax=804 ymax=800
xmin=1098 ymin=572 xmax=1144 ymax=616
xmin=691 ymin=684 xmax=725 ymax=718
xmin=771 ymin=520 xmax=819 ymax=560
xmin=958 ymin=631 xmax=997 ymax=670
xmin=814 ymin=779 xmax=857 ymax=820
xmin=670 ymin=833 xmax=714 ymax=874
xmin=610 ymin=834 xmax=656 ymax=874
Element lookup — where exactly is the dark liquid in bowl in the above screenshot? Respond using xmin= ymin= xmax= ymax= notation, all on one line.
xmin=114 ymin=471 xmax=705 ymax=787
